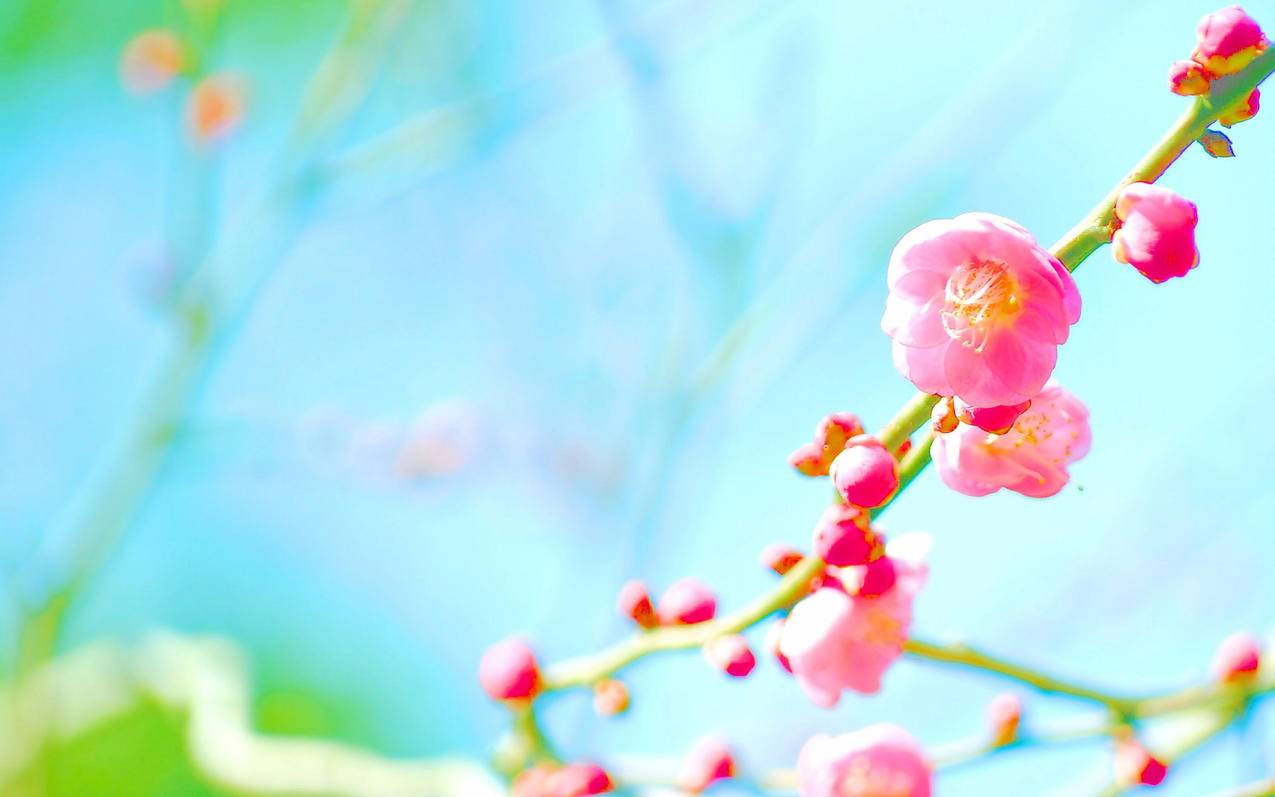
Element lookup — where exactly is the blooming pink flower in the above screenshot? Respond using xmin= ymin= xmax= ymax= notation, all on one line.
xmin=1219 ymin=87 xmax=1260 ymax=127
xmin=790 ymin=413 xmax=865 ymax=477
xmin=779 ymin=534 xmax=929 ymax=705
xmin=617 ymin=580 xmax=658 ymax=629
xmin=954 ymin=396 xmax=1031 ymax=434
xmin=760 ymin=542 xmax=805 ymax=575
xmin=1210 ymin=631 xmax=1262 ymax=682
xmin=797 ymin=724 xmax=933 ymax=797
xmin=657 ymin=578 xmax=717 ymax=625
xmin=830 ymin=436 xmax=899 ymax=508
xmin=1112 ymin=183 xmax=1199 ymax=284
xmin=479 ymin=637 xmax=541 ymax=702
xmin=1114 ymin=740 xmax=1167 ymax=787
xmin=704 ymin=634 xmax=756 ymax=678
xmin=883 ymin=213 xmax=1081 ymax=408
xmin=812 ymin=504 xmax=878 ymax=567
xmin=120 ymin=29 xmax=184 ymax=94
xmin=986 ymin=693 xmax=1023 ymax=746
xmin=932 ymin=381 xmax=1090 ymax=498
xmin=1168 ymin=59 xmax=1211 ymax=95
xmin=1192 ymin=5 xmax=1268 ymax=76
xmin=678 ymin=735 xmax=737 ymax=793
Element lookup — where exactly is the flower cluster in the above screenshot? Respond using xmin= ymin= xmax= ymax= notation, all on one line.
xmin=1169 ymin=5 xmax=1267 ymax=124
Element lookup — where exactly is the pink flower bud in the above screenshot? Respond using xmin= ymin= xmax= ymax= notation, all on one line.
xmin=1219 ymin=87 xmax=1260 ymax=127
xmin=854 ymin=556 xmax=899 ymax=598
xmin=798 ymin=724 xmax=933 ymax=797
xmin=617 ymin=580 xmax=658 ymax=629
xmin=678 ymin=735 xmax=736 ymax=793
xmin=759 ymin=543 xmax=805 ymax=575
xmin=953 ymin=397 xmax=1031 ymax=434
xmin=1112 ymin=183 xmax=1199 ymax=284
xmin=704 ymin=635 xmax=756 ymax=678
xmin=1168 ymin=59 xmax=1211 ymax=95
xmin=812 ymin=504 xmax=878 ymax=567
xmin=592 ymin=679 xmax=630 ymax=716
xmin=548 ymin=763 xmax=614 ymax=795
xmin=986 ymin=692 xmax=1023 ymax=746
xmin=789 ymin=412 xmax=865 ymax=477
xmin=479 ymin=637 xmax=541 ymax=702
xmin=765 ymin=618 xmax=793 ymax=673
xmin=1192 ymin=5 xmax=1268 ymax=76
xmin=1114 ymin=739 xmax=1167 ymax=787
xmin=1210 ymin=631 xmax=1262 ymax=682
xmin=931 ymin=397 xmax=959 ymax=434
xmin=657 ymin=578 xmax=717 ymax=625
xmin=120 ymin=29 xmax=185 ymax=94
xmin=830 ymin=436 xmax=899 ymax=509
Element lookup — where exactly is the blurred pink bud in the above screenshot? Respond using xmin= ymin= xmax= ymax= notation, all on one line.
xmin=1211 ymin=631 xmax=1262 ymax=682
xmin=186 ymin=73 xmax=246 ymax=144
xmin=678 ymin=735 xmax=737 ymax=793
xmin=513 ymin=765 xmax=556 ymax=797
xmin=933 ymin=381 xmax=1090 ymax=498
xmin=760 ymin=543 xmax=805 ymax=575
xmin=883 ymin=213 xmax=1081 ymax=408
xmin=797 ymin=724 xmax=933 ymax=797
xmin=657 ymin=579 xmax=717 ymax=625
xmin=1219 ymin=87 xmax=1260 ymax=127
xmin=779 ymin=535 xmax=929 ymax=705
xmin=830 ymin=436 xmax=899 ymax=509
xmin=765 ymin=618 xmax=793 ymax=673
xmin=1112 ymin=182 xmax=1199 ymax=284
xmin=547 ymin=763 xmax=614 ymax=795
xmin=1168 ymin=59 xmax=1211 ymax=95
xmin=812 ymin=504 xmax=878 ymax=567
xmin=120 ymin=29 xmax=184 ymax=94
xmin=789 ymin=412 xmax=865 ymax=477
xmin=592 ymin=679 xmax=630 ymax=717
xmin=704 ymin=635 xmax=756 ymax=678
xmin=853 ymin=556 xmax=899 ymax=598
xmin=1114 ymin=739 xmax=1167 ymax=787
xmin=479 ymin=637 xmax=541 ymax=702
xmin=1192 ymin=5 xmax=1268 ymax=76
xmin=986 ymin=693 xmax=1023 ymax=746
xmin=953 ymin=397 xmax=1031 ymax=434
xmin=617 ymin=580 xmax=658 ymax=629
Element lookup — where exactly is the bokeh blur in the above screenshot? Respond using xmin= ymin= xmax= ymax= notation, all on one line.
xmin=3 ymin=0 xmax=1274 ymax=794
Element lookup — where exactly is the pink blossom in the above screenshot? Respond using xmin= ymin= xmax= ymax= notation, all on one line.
xmin=797 ymin=724 xmax=933 ymax=797
xmin=883 ymin=213 xmax=1081 ymax=408
xmin=1192 ymin=5 xmax=1268 ymax=76
xmin=830 ymin=436 xmax=899 ymax=508
xmin=1210 ymin=631 xmax=1262 ymax=682
xmin=479 ymin=637 xmax=541 ymax=702
xmin=779 ymin=534 xmax=929 ymax=705
xmin=678 ymin=735 xmax=736 ymax=793
xmin=657 ymin=578 xmax=717 ymax=625
xmin=1168 ymin=59 xmax=1211 ymax=95
xmin=954 ymin=396 xmax=1032 ymax=434
xmin=704 ymin=635 xmax=756 ymax=678
xmin=548 ymin=763 xmax=614 ymax=796
xmin=1112 ymin=183 xmax=1199 ymax=284
xmin=790 ymin=413 xmax=865 ymax=477
xmin=617 ymin=580 xmax=657 ymax=629
xmin=1114 ymin=740 xmax=1167 ymax=787
xmin=812 ymin=504 xmax=878 ymax=567
xmin=851 ymin=555 xmax=898 ymax=597
xmin=932 ymin=381 xmax=1090 ymax=498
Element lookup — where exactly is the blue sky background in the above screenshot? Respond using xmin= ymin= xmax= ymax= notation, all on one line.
xmin=2 ymin=0 xmax=1273 ymax=794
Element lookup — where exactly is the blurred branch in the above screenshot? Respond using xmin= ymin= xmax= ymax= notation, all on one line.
xmin=1209 ymin=778 xmax=1275 ymax=797
xmin=0 ymin=635 xmax=503 ymax=797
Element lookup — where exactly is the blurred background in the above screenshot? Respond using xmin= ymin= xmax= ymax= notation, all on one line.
xmin=2 ymin=0 xmax=1274 ymax=794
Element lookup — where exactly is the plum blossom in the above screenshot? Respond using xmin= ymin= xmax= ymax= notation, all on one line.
xmin=932 ymin=381 xmax=1090 ymax=498
xmin=883 ymin=213 xmax=1081 ymax=408
xmin=779 ymin=534 xmax=929 ymax=706
xmin=830 ymin=436 xmax=899 ymax=508
xmin=1112 ymin=183 xmax=1199 ymax=284
xmin=797 ymin=724 xmax=932 ymax=797
xmin=478 ymin=638 xmax=541 ymax=702
xmin=1192 ymin=5 xmax=1268 ymax=76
